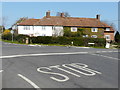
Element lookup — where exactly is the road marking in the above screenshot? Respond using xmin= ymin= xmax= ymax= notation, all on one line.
xmin=37 ymin=63 xmax=102 ymax=82
xmin=18 ymin=74 xmax=40 ymax=88
xmin=1 ymin=52 xmax=88 ymax=59
xmin=49 ymin=65 xmax=80 ymax=77
xmin=37 ymin=67 xmax=69 ymax=82
xmin=91 ymin=54 xmax=119 ymax=60
xmin=0 ymin=70 xmax=3 ymax=72
xmin=1 ymin=51 xmax=118 ymax=59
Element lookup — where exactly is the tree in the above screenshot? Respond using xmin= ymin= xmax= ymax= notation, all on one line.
xmin=115 ymin=31 xmax=120 ymax=43
xmin=64 ymin=12 xmax=70 ymax=17
xmin=0 ymin=16 xmax=8 ymax=33
xmin=56 ymin=12 xmax=70 ymax=17
xmin=3 ymin=29 xmax=10 ymax=35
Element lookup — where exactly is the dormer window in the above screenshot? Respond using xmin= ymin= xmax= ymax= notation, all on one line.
xmin=71 ymin=27 xmax=77 ymax=32
xmin=91 ymin=28 xmax=98 ymax=32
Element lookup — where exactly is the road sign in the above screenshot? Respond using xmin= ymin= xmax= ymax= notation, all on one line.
xmin=11 ymin=30 xmax=14 ymax=34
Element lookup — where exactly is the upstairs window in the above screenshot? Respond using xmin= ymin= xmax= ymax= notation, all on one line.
xmin=71 ymin=27 xmax=77 ymax=32
xmin=91 ymin=28 xmax=98 ymax=32
xmin=42 ymin=26 xmax=46 ymax=30
xmin=24 ymin=26 xmax=30 ymax=30
xmin=106 ymin=28 xmax=110 ymax=31
xmin=91 ymin=35 xmax=97 ymax=38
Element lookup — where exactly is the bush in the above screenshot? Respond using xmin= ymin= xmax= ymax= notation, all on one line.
xmin=2 ymin=34 xmax=29 ymax=43
xmin=2 ymin=33 xmax=12 ymax=40
xmin=2 ymin=34 xmax=106 ymax=47
xmin=14 ymin=34 xmax=30 ymax=43
xmin=30 ymin=36 xmax=106 ymax=47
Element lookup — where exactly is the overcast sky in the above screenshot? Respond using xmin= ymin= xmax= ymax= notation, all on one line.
xmin=2 ymin=2 xmax=119 ymax=31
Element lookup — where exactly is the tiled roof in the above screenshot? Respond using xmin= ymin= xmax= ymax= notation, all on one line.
xmin=18 ymin=16 xmax=111 ymax=28
xmin=18 ymin=19 xmax=40 ymax=25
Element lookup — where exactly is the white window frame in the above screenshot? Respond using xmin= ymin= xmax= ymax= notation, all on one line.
xmin=106 ymin=28 xmax=110 ymax=31
xmin=71 ymin=27 xmax=77 ymax=32
xmin=23 ymin=26 xmax=30 ymax=30
xmin=91 ymin=35 xmax=97 ymax=38
xmin=33 ymin=26 xmax=34 ymax=30
xmin=91 ymin=28 xmax=98 ymax=32
xmin=104 ymin=35 xmax=110 ymax=40
xmin=42 ymin=26 xmax=46 ymax=30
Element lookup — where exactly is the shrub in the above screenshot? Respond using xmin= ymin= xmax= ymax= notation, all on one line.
xmin=2 ymin=33 xmax=12 ymax=40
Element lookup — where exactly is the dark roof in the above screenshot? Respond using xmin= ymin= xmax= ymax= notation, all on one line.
xmin=18 ymin=16 xmax=111 ymax=28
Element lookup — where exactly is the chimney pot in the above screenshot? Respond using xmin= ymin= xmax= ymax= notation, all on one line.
xmin=46 ymin=11 xmax=50 ymax=18
xmin=60 ymin=13 xmax=64 ymax=17
xmin=96 ymin=14 xmax=100 ymax=20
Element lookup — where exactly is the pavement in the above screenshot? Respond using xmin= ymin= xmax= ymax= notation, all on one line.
xmin=1 ymin=41 xmax=119 ymax=89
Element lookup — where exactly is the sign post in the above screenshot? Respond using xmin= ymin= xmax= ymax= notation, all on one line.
xmin=10 ymin=30 xmax=14 ymax=42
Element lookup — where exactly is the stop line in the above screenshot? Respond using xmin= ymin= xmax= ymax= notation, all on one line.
xmin=37 ymin=63 xmax=102 ymax=82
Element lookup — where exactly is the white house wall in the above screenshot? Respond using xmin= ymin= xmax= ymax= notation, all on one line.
xmin=34 ymin=26 xmax=52 ymax=36
xmin=18 ymin=26 xmax=34 ymax=35
xmin=18 ymin=26 xmax=53 ymax=36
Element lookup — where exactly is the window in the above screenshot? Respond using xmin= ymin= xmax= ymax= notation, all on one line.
xmin=106 ymin=28 xmax=110 ymax=31
xmin=24 ymin=26 xmax=30 ymax=30
xmin=71 ymin=27 xmax=77 ymax=32
xmin=91 ymin=28 xmax=98 ymax=32
xmin=33 ymin=26 xmax=34 ymax=30
xmin=42 ymin=26 xmax=46 ymax=30
xmin=91 ymin=35 xmax=97 ymax=38
xmin=83 ymin=35 xmax=88 ymax=38
xmin=104 ymin=35 xmax=110 ymax=40
xmin=52 ymin=26 xmax=55 ymax=30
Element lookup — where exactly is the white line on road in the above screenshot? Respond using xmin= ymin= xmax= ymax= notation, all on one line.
xmin=0 ymin=70 xmax=3 ymax=72
xmin=18 ymin=74 xmax=40 ymax=88
xmin=91 ymin=54 xmax=119 ymax=60
xmin=1 ymin=52 xmax=88 ymax=59
xmin=1 ymin=51 xmax=118 ymax=59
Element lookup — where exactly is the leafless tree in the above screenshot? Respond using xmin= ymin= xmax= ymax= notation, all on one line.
xmin=56 ymin=12 xmax=70 ymax=17
xmin=0 ymin=16 xmax=8 ymax=34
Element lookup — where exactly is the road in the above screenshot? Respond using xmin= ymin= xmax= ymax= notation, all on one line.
xmin=1 ymin=41 xmax=119 ymax=89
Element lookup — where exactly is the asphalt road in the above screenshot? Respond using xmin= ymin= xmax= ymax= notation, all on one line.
xmin=1 ymin=41 xmax=119 ymax=89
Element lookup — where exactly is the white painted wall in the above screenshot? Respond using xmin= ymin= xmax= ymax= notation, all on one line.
xmin=18 ymin=26 xmax=53 ymax=36
xmin=34 ymin=26 xmax=52 ymax=36
xmin=18 ymin=26 xmax=34 ymax=35
xmin=52 ymin=26 xmax=64 ymax=36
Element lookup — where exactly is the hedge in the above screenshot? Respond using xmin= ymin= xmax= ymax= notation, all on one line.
xmin=2 ymin=34 xmax=106 ymax=47
xmin=2 ymin=34 xmax=29 ymax=43
xmin=30 ymin=36 xmax=106 ymax=47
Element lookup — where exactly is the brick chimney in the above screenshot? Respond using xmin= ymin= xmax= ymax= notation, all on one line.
xmin=96 ymin=14 xmax=100 ymax=20
xmin=60 ymin=13 xmax=64 ymax=17
xmin=46 ymin=11 xmax=50 ymax=18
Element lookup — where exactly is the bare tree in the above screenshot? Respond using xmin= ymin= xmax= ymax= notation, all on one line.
xmin=0 ymin=16 xmax=8 ymax=34
xmin=56 ymin=12 xmax=70 ymax=17
xmin=102 ymin=21 xmax=117 ymax=31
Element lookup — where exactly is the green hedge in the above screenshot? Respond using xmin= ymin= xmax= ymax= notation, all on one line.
xmin=30 ymin=36 xmax=106 ymax=47
xmin=2 ymin=34 xmax=106 ymax=47
xmin=2 ymin=34 xmax=29 ymax=43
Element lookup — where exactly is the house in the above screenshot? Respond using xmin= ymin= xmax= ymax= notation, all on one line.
xmin=17 ymin=11 xmax=114 ymax=41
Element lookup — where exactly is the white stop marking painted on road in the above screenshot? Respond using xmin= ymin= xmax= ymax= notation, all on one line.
xmin=37 ymin=63 xmax=102 ymax=82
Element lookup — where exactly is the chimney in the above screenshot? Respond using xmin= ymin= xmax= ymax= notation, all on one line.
xmin=96 ymin=14 xmax=100 ymax=20
xmin=60 ymin=13 xmax=64 ymax=17
xmin=46 ymin=10 xmax=50 ymax=18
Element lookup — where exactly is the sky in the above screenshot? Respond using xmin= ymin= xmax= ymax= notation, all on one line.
xmin=1 ymin=2 xmax=119 ymax=31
